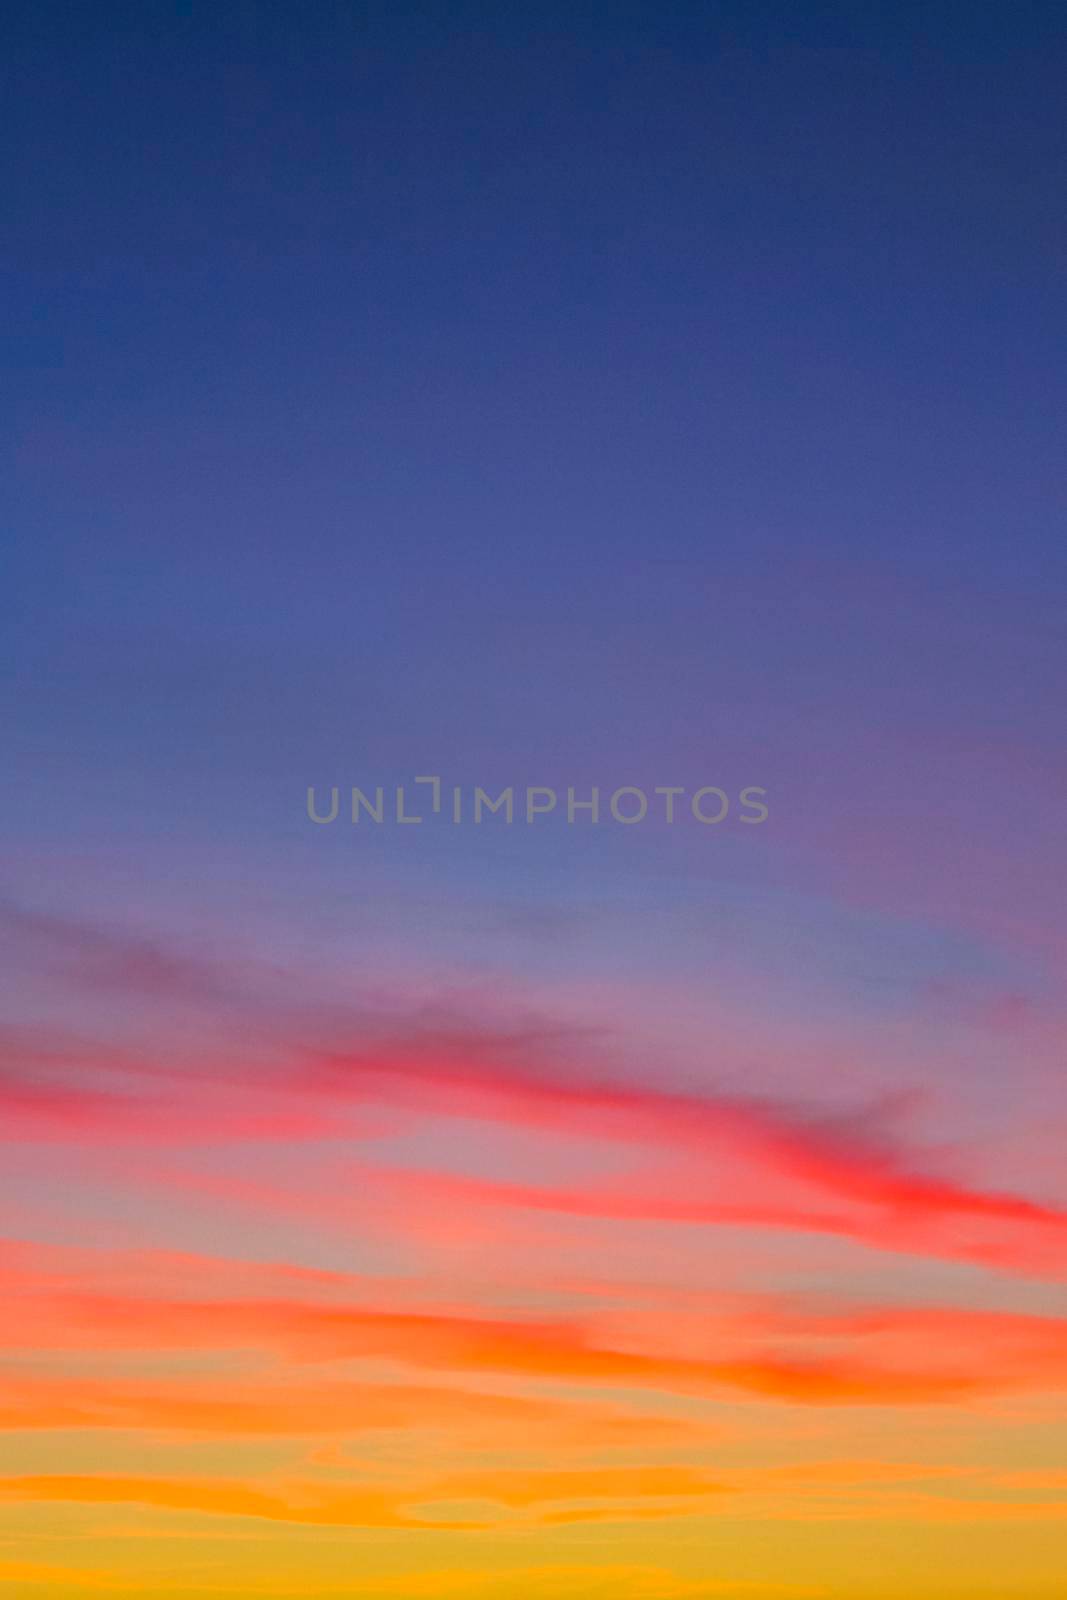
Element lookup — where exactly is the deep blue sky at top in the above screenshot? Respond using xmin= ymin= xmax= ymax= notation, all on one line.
xmin=3 ymin=2 xmax=1065 ymax=902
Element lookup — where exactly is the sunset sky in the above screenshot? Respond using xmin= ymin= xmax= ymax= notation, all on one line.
xmin=3 ymin=3 xmax=1066 ymax=1597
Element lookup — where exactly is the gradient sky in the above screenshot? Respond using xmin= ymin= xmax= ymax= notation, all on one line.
xmin=3 ymin=4 xmax=1067 ymax=1597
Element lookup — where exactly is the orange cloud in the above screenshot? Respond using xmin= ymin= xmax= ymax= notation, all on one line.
xmin=3 ymin=1238 xmax=1066 ymax=1407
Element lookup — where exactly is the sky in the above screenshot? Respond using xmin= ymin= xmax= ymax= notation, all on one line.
xmin=2 ymin=3 xmax=1067 ymax=1596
